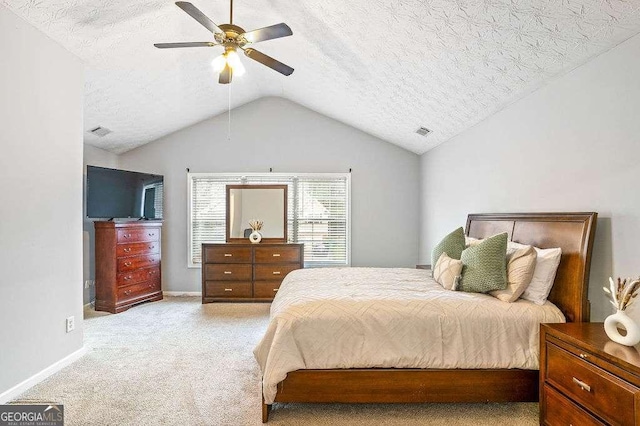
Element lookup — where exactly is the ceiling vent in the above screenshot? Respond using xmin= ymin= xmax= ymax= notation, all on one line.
xmin=89 ymin=126 xmax=112 ymax=137
xmin=416 ymin=127 xmax=432 ymax=137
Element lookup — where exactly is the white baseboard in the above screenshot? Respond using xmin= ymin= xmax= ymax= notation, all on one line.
xmin=0 ymin=346 xmax=87 ymax=404
xmin=163 ymin=291 xmax=201 ymax=297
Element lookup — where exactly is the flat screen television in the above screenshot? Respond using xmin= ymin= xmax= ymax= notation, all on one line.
xmin=86 ymin=165 xmax=164 ymax=220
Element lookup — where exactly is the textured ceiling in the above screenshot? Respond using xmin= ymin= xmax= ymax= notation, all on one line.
xmin=3 ymin=0 xmax=640 ymax=154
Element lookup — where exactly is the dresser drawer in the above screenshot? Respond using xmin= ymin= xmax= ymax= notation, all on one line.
xmin=205 ymin=281 xmax=252 ymax=298
xmin=542 ymin=384 xmax=604 ymax=426
xmin=254 ymin=281 xmax=282 ymax=298
xmin=546 ymin=343 xmax=639 ymax=425
xmin=254 ymin=246 xmax=300 ymax=263
xmin=117 ymin=278 xmax=161 ymax=302
xmin=117 ymin=227 xmax=159 ymax=243
xmin=117 ymin=254 xmax=161 ymax=272
xmin=204 ymin=246 xmax=252 ymax=263
xmin=116 ymin=241 xmax=160 ymax=257
xmin=204 ymin=264 xmax=252 ymax=281
xmin=254 ymin=264 xmax=299 ymax=281
xmin=117 ymin=267 xmax=160 ymax=287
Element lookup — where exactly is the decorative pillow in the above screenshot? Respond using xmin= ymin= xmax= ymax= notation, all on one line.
xmin=458 ymin=233 xmax=508 ymax=293
xmin=431 ymin=227 xmax=465 ymax=276
xmin=510 ymin=241 xmax=562 ymax=305
xmin=433 ymin=252 xmax=463 ymax=291
xmin=465 ymin=236 xmax=482 ymax=247
xmin=490 ymin=245 xmax=537 ymax=302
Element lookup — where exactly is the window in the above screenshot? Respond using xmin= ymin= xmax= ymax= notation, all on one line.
xmin=188 ymin=173 xmax=350 ymax=267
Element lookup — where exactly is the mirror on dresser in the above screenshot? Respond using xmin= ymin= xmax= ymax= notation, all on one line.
xmin=226 ymin=184 xmax=288 ymax=243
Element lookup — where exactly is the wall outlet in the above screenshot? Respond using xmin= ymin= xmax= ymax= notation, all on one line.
xmin=66 ymin=316 xmax=75 ymax=333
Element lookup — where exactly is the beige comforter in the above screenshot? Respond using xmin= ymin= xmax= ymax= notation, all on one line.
xmin=254 ymin=267 xmax=565 ymax=404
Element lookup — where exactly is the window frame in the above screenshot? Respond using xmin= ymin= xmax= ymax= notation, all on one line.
xmin=187 ymin=172 xmax=351 ymax=268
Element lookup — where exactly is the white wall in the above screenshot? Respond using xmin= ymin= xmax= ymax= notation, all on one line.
xmin=0 ymin=5 xmax=84 ymax=397
xmin=119 ymin=97 xmax=420 ymax=292
xmin=420 ymin=33 xmax=640 ymax=323
xmin=83 ymin=145 xmax=119 ymax=304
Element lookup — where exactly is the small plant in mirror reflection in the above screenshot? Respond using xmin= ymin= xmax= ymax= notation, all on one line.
xmin=604 ymin=277 xmax=640 ymax=311
xmin=249 ymin=220 xmax=263 ymax=231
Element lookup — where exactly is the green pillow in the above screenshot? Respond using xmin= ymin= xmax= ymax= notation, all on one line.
xmin=458 ymin=232 xmax=508 ymax=293
xmin=431 ymin=227 xmax=465 ymax=276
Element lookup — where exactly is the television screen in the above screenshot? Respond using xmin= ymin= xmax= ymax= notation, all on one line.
xmin=86 ymin=166 xmax=164 ymax=220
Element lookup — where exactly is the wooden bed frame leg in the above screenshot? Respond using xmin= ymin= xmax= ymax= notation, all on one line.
xmin=261 ymin=395 xmax=271 ymax=423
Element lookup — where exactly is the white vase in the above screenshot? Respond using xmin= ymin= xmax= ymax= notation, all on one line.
xmin=604 ymin=310 xmax=640 ymax=346
xmin=249 ymin=230 xmax=262 ymax=244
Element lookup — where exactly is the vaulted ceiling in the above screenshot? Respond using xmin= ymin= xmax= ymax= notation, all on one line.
xmin=3 ymin=0 xmax=640 ymax=154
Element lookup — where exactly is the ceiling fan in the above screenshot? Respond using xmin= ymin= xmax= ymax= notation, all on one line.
xmin=154 ymin=1 xmax=294 ymax=84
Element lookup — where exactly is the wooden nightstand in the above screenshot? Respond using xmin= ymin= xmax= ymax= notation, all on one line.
xmin=540 ymin=323 xmax=640 ymax=425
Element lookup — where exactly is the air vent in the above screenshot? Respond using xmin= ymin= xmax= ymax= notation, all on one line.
xmin=416 ymin=127 xmax=432 ymax=137
xmin=89 ymin=126 xmax=112 ymax=137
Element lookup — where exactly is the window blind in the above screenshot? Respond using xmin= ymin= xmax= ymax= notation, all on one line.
xmin=188 ymin=173 xmax=350 ymax=267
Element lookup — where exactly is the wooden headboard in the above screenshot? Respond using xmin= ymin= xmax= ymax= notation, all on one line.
xmin=465 ymin=213 xmax=597 ymax=323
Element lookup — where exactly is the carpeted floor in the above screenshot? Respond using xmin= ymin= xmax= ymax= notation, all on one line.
xmin=12 ymin=297 xmax=538 ymax=425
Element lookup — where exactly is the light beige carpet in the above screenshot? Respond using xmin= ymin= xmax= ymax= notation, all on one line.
xmin=13 ymin=297 xmax=538 ymax=425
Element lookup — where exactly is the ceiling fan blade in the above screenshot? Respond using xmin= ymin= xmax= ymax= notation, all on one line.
xmin=154 ymin=42 xmax=217 ymax=49
xmin=240 ymin=23 xmax=292 ymax=44
xmin=175 ymin=2 xmax=225 ymax=35
xmin=219 ymin=63 xmax=233 ymax=84
xmin=243 ymin=48 xmax=294 ymax=76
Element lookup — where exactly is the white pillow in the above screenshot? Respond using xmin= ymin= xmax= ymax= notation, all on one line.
xmin=509 ymin=241 xmax=562 ymax=305
xmin=465 ymin=236 xmax=482 ymax=247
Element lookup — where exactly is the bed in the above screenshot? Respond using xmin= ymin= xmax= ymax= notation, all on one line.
xmin=256 ymin=212 xmax=597 ymax=422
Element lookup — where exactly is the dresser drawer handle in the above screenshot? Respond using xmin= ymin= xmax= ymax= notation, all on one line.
xmin=123 ymin=247 xmax=131 ymax=253
xmin=272 ymin=253 xmax=281 ymax=257
xmin=124 ymin=261 xmax=132 ymax=267
xmin=273 ymin=288 xmax=279 ymax=292
xmin=124 ymin=289 xmax=132 ymax=295
xmin=148 ymin=233 xmax=154 ymax=237
xmin=272 ymin=271 xmax=281 ymax=275
xmin=123 ymin=234 xmax=131 ymax=238
xmin=224 ymin=271 xmax=232 ymax=275
xmin=579 ymin=353 xmax=588 ymax=359
xmin=148 ymin=245 xmax=154 ymax=249
xmin=224 ymin=254 xmax=233 ymax=257
xmin=572 ymin=377 xmax=591 ymax=392
xmin=124 ymin=276 xmax=132 ymax=280
xmin=148 ymin=284 xmax=154 ymax=289
xmin=224 ymin=288 xmax=233 ymax=292
xmin=148 ymin=270 xmax=155 ymax=275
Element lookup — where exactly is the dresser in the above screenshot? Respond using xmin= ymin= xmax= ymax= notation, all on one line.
xmin=94 ymin=221 xmax=163 ymax=313
xmin=201 ymin=243 xmax=304 ymax=303
xmin=540 ymin=322 xmax=640 ymax=425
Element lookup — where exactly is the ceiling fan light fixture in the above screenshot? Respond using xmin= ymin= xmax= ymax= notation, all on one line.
xmin=226 ymin=50 xmax=245 ymax=76
xmin=212 ymin=54 xmax=227 ymax=72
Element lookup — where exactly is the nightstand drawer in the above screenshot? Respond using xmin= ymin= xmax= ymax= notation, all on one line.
xmin=254 ymin=264 xmax=299 ymax=281
xmin=205 ymin=281 xmax=252 ymax=298
xmin=542 ymin=384 xmax=604 ymax=426
xmin=204 ymin=264 xmax=252 ymax=281
xmin=204 ymin=246 xmax=252 ymax=263
xmin=254 ymin=246 xmax=300 ymax=263
xmin=546 ymin=343 xmax=639 ymax=425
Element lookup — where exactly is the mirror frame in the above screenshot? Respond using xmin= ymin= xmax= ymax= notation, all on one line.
xmin=225 ymin=184 xmax=288 ymax=243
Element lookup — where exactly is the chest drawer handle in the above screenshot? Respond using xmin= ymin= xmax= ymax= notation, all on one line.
xmin=148 ymin=270 xmax=156 ymax=275
xmin=124 ymin=276 xmax=132 ymax=280
xmin=224 ymin=254 xmax=232 ymax=257
xmin=124 ymin=289 xmax=132 ymax=295
xmin=273 ymin=288 xmax=279 ymax=292
xmin=123 ymin=234 xmax=131 ymax=238
xmin=272 ymin=253 xmax=281 ymax=257
xmin=272 ymin=271 xmax=281 ymax=275
xmin=579 ymin=353 xmax=588 ymax=359
xmin=572 ymin=377 xmax=591 ymax=392
xmin=224 ymin=271 xmax=232 ymax=275
xmin=124 ymin=261 xmax=132 ymax=267
xmin=148 ymin=245 xmax=154 ymax=249
xmin=123 ymin=247 xmax=131 ymax=253
xmin=224 ymin=288 xmax=233 ymax=292
xmin=148 ymin=233 xmax=154 ymax=237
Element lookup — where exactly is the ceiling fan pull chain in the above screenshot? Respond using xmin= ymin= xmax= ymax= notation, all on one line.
xmin=228 ymin=83 xmax=232 ymax=142
xmin=230 ymin=0 xmax=233 ymax=25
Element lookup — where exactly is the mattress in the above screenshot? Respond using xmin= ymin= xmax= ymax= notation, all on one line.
xmin=254 ymin=267 xmax=565 ymax=404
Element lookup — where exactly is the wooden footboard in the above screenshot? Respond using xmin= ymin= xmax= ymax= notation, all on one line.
xmin=262 ymin=368 xmax=539 ymax=422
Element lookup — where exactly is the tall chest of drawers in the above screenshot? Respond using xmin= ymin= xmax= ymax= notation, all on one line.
xmin=540 ymin=323 xmax=640 ymax=426
xmin=201 ymin=243 xmax=304 ymax=303
xmin=94 ymin=221 xmax=163 ymax=313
